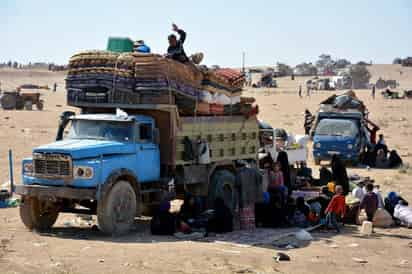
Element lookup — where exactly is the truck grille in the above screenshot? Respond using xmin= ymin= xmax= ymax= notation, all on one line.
xmin=33 ymin=153 xmax=72 ymax=178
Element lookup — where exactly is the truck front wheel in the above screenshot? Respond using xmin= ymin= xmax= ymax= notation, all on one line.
xmin=97 ymin=180 xmax=137 ymax=235
xmin=19 ymin=196 xmax=59 ymax=231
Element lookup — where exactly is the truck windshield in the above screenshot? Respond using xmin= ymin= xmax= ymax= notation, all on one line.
xmin=67 ymin=120 xmax=133 ymax=142
xmin=315 ymin=119 xmax=359 ymax=137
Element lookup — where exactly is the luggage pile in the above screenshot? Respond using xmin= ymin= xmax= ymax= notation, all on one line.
xmin=66 ymin=51 xmax=257 ymax=117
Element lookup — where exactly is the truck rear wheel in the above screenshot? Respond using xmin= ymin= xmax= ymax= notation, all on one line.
xmin=208 ymin=170 xmax=238 ymax=213
xmin=97 ymin=180 xmax=137 ymax=235
xmin=19 ymin=196 xmax=59 ymax=231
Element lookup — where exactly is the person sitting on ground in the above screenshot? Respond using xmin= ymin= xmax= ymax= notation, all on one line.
xmin=388 ymin=150 xmax=403 ymax=168
xmin=134 ymin=40 xmax=151 ymax=53
xmin=325 ymin=185 xmax=346 ymax=233
xmin=166 ymin=23 xmax=189 ymax=63
xmin=359 ymin=183 xmax=379 ymax=222
xmin=375 ymin=149 xmax=389 ymax=168
xmin=178 ymin=192 xmax=203 ymax=231
xmin=150 ymin=200 xmax=176 ymax=235
xmin=294 ymin=196 xmax=311 ymax=227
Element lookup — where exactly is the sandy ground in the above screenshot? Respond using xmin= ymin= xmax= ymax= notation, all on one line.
xmin=0 ymin=66 xmax=412 ymax=274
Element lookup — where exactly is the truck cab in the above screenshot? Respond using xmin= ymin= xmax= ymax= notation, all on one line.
xmin=312 ymin=108 xmax=367 ymax=165
xmin=17 ymin=112 xmax=164 ymax=234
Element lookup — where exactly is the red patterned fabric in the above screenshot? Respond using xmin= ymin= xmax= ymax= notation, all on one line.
xmin=240 ymin=204 xmax=255 ymax=230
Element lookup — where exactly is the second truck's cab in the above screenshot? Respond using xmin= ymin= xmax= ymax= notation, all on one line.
xmin=312 ymin=108 xmax=367 ymax=165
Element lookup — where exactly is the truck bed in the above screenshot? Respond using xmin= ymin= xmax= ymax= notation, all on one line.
xmin=176 ymin=116 xmax=259 ymax=165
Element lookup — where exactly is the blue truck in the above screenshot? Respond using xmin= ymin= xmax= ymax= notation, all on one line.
xmin=15 ymin=105 xmax=259 ymax=235
xmin=312 ymin=105 xmax=368 ymax=165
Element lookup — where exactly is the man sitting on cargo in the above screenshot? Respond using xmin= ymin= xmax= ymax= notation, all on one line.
xmin=166 ymin=23 xmax=189 ymax=63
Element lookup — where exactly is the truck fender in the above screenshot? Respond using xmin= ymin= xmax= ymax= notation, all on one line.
xmin=99 ymin=168 xmax=141 ymax=214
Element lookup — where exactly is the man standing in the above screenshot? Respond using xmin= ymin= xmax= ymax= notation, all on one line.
xmin=298 ymin=85 xmax=302 ymax=98
xmin=372 ymin=84 xmax=376 ymax=99
xmin=166 ymin=23 xmax=189 ymax=63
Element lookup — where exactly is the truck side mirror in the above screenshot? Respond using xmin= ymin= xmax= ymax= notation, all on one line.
xmin=153 ymin=128 xmax=160 ymax=145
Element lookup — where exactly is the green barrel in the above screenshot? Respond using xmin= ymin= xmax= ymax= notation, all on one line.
xmin=107 ymin=37 xmax=134 ymax=53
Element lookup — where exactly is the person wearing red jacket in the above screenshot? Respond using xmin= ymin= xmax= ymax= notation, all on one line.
xmin=325 ymin=185 xmax=346 ymax=232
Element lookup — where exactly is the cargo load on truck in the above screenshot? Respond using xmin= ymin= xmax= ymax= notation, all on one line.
xmin=66 ymin=50 xmax=256 ymax=117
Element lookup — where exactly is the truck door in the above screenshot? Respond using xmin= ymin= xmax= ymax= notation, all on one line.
xmin=135 ymin=122 xmax=160 ymax=182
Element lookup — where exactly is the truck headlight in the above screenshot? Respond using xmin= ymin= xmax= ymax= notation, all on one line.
xmin=347 ymin=144 xmax=353 ymax=150
xmin=23 ymin=162 xmax=33 ymax=174
xmin=74 ymin=166 xmax=94 ymax=179
xmin=315 ymin=143 xmax=321 ymax=149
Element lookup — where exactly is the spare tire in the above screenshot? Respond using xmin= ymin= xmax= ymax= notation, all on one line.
xmin=0 ymin=93 xmax=17 ymax=109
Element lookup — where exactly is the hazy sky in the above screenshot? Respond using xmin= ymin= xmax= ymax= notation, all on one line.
xmin=1 ymin=0 xmax=411 ymax=67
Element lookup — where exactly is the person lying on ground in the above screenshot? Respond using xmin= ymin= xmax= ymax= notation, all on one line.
xmin=166 ymin=23 xmax=189 ymax=63
xmin=359 ymin=183 xmax=379 ymax=222
xmin=325 ymin=185 xmax=346 ymax=233
xmin=385 ymin=192 xmax=409 ymax=219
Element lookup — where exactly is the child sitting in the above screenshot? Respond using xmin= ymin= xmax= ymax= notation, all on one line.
xmin=325 ymin=185 xmax=346 ymax=233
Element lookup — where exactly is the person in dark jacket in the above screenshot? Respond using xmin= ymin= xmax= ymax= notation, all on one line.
xmin=166 ymin=23 xmax=189 ymax=63
xmin=331 ymin=155 xmax=349 ymax=196
xmin=359 ymin=183 xmax=378 ymax=222
xmin=150 ymin=200 xmax=176 ymax=235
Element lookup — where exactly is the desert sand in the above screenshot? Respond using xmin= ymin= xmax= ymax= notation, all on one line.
xmin=0 ymin=65 xmax=411 ymax=274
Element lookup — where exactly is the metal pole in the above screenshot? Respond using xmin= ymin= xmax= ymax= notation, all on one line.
xmin=8 ymin=149 xmax=14 ymax=193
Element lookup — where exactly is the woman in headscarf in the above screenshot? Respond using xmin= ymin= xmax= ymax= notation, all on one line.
xmin=276 ymin=151 xmax=291 ymax=196
xmin=331 ymin=155 xmax=349 ymax=196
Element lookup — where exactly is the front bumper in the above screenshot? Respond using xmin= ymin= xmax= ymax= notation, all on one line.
xmin=313 ymin=150 xmax=359 ymax=161
xmin=15 ymin=184 xmax=97 ymax=200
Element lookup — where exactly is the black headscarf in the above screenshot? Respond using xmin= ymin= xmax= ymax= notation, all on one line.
xmin=331 ymin=155 xmax=349 ymax=196
xmin=277 ymin=151 xmax=291 ymax=191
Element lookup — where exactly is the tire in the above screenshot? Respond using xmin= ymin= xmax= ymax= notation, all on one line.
xmin=97 ymin=180 xmax=137 ymax=235
xmin=0 ymin=93 xmax=17 ymax=109
xmin=36 ymin=101 xmax=44 ymax=111
xmin=314 ymin=158 xmax=321 ymax=165
xmin=24 ymin=101 xmax=33 ymax=110
xmin=19 ymin=196 xmax=59 ymax=231
xmin=208 ymin=170 xmax=237 ymax=214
